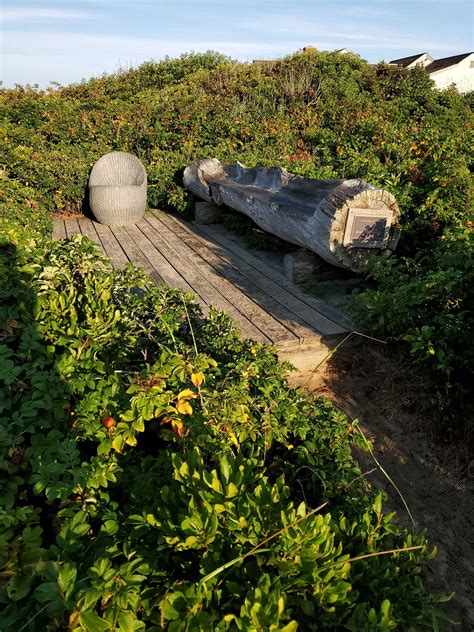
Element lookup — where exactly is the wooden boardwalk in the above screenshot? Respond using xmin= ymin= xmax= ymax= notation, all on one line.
xmin=52 ymin=210 xmax=352 ymax=374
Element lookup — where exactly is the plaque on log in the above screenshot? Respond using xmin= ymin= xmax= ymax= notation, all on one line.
xmin=343 ymin=208 xmax=393 ymax=248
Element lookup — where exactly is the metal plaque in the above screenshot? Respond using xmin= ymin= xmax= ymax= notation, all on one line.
xmin=343 ymin=207 xmax=392 ymax=248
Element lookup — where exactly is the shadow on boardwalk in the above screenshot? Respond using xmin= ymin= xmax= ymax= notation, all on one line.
xmin=54 ymin=210 xmax=353 ymax=374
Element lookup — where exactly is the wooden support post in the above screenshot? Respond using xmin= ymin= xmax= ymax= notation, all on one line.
xmin=284 ymin=248 xmax=349 ymax=284
xmin=284 ymin=249 xmax=318 ymax=284
xmin=195 ymin=201 xmax=222 ymax=225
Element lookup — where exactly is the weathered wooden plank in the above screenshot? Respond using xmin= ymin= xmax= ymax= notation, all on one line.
xmin=64 ymin=219 xmax=82 ymax=238
xmin=123 ymin=223 xmax=200 ymax=296
xmin=94 ymin=223 xmax=130 ymax=268
xmin=153 ymin=212 xmax=311 ymax=343
xmin=142 ymin=215 xmax=275 ymax=343
xmin=276 ymin=338 xmax=334 ymax=378
xmin=77 ymin=218 xmax=103 ymax=247
xmin=154 ymin=211 xmax=349 ymax=336
xmin=139 ymin=217 xmax=272 ymax=343
xmin=158 ymin=214 xmax=315 ymax=341
xmin=117 ymin=224 xmax=212 ymax=317
xmin=110 ymin=225 xmax=167 ymax=290
xmin=52 ymin=220 xmax=66 ymax=240
xmin=195 ymin=223 xmax=351 ymax=332
xmin=55 ymin=211 xmax=349 ymax=358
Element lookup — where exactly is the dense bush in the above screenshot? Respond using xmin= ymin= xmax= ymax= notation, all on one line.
xmin=1 ymin=50 xmax=472 ymax=233
xmin=1 ymin=50 xmax=472 ymax=394
xmin=351 ymin=223 xmax=474 ymax=397
xmin=0 ymin=50 xmax=471 ymax=626
xmin=0 ymin=172 xmax=446 ymax=628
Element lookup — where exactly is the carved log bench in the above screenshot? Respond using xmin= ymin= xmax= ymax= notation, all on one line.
xmin=184 ymin=158 xmax=400 ymax=272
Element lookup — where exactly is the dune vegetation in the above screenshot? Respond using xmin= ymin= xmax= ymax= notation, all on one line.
xmin=1 ymin=50 xmax=472 ymax=629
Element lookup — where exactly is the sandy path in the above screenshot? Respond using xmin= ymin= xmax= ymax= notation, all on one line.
xmin=308 ymin=339 xmax=474 ymax=629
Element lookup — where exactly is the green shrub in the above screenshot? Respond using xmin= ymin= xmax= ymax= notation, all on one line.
xmin=1 ymin=50 xmax=472 ymax=237
xmin=350 ymin=223 xmax=474 ymax=398
xmin=0 ymin=50 xmax=470 ymax=626
xmin=0 ymin=200 xmax=447 ymax=628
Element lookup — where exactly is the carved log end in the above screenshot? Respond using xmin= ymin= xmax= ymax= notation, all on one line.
xmin=183 ymin=158 xmax=226 ymax=203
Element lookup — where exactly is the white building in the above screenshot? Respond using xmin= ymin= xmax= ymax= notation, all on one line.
xmin=425 ymin=53 xmax=474 ymax=93
xmin=389 ymin=52 xmax=434 ymax=69
xmin=390 ymin=52 xmax=474 ymax=94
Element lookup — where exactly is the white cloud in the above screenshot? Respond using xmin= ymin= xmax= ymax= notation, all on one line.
xmin=1 ymin=31 xmax=294 ymax=86
xmin=1 ymin=21 xmax=469 ymax=87
xmin=1 ymin=7 xmax=93 ymax=23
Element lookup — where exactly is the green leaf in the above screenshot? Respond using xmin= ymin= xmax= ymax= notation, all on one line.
xmin=374 ymin=493 xmax=383 ymax=515
xmin=112 ymin=435 xmax=125 ymax=453
xmin=132 ymin=417 xmax=145 ymax=432
xmin=124 ymin=431 xmax=137 ymax=446
xmin=97 ymin=439 xmax=112 ymax=455
xmin=7 ymin=573 xmax=33 ymax=601
xmin=58 ymin=562 xmax=77 ymax=598
xmin=211 ymin=472 xmax=223 ymax=494
xmin=117 ymin=611 xmax=145 ymax=631
xmin=162 ymin=592 xmax=186 ymax=620
xmin=102 ymin=519 xmax=119 ymax=535
xmin=121 ymin=409 xmax=135 ymax=422
xmin=226 ymin=482 xmax=238 ymax=498
xmin=381 ymin=599 xmax=391 ymax=616
xmin=219 ymin=456 xmax=230 ymax=482
xmin=179 ymin=461 xmax=189 ymax=477
xmin=80 ymin=610 xmax=110 ymax=631
xmin=79 ymin=588 xmax=101 ymax=611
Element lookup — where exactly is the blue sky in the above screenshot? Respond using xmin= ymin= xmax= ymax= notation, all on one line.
xmin=1 ymin=0 xmax=473 ymax=87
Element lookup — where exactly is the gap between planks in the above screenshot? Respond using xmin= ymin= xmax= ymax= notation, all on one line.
xmin=59 ymin=218 xmax=131 ymax=270
xmin=134 ymin=217 xmax=273 ymax=342
xmin=53 ymin=213 xmax=349 ymax=347
xmin=52 ymin=219 xmax=67 ymax=240
xmin=193 ymin=219 xmax=351 ymax=331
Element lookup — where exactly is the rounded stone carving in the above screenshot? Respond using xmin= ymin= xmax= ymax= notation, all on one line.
xmin=89 ymin=151 xmax=147 ymax=226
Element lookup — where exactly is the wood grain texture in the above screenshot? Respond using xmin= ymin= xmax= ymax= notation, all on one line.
xmin=52 ymin=213 xmax=352 ymax=355
xmin=165 ymin=215 xmax=348 ymax=336
xmin=184 ymin=159 xmax=400 ymax=271
xmin=77 ymin=218 xmax=103 ymax=246
xmin=144 ymin=213 xmax=282 ymax=343
xmin=138 ymin=215 xmax=269 ymax=341
xmin=94 ymin=222 xmax=129 ymax=268
xmin=111 ymin=225 xmax=167 ymax=290
xmin=52 ymin=220 xmax=66 ymax=240
xmin=195 ymin=222 xmax=352 ymax=330
xmin=155 ymin=212 xmax=312 ymax=342
xmin=64 ymin=219 xmax=82 ymax=238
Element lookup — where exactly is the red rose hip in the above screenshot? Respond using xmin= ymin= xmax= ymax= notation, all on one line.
xmin=102 ymin=416 xmax=115 ymax=429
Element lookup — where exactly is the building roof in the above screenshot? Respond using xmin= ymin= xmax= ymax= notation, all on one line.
xmin=389 ymin=53 xmax=428 ymax=67
xmin=425 ymin=52 xmax=474 ymax=73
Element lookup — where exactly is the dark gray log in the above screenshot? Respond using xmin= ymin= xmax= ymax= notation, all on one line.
xmin=183 ymin=158 xmax=400 ymax=271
